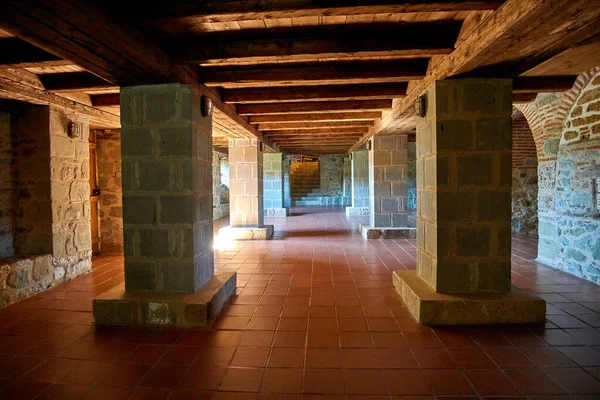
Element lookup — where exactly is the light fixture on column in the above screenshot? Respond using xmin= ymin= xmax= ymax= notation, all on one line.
xmin=259 ymin=141 xmax=265 ymax=152
xmin=365 ymin=140 xmax=372 ymax=151
xmin=201 ymin=96 xmax=213 ymax=117
xmin=68 ymin=121 xmax=81 ymax=138
xmin=413 ymin=94 xmax=426 ymax=118
xmin=349 ymin=153 xmax=353 ymax=160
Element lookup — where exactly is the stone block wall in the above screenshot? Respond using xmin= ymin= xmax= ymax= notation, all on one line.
xmin=319 ymin=154 xmax=344 ymax=197
xmin=416 ymin=79 xmax=513 ymax=294
xmin=369 ymin=135 xmax=408 ymax=227
xmin=511 ymin=113 xmax=538 ymax=234
xmin=121 ymin=84 xmax=214 ymax=292
xmin=229 ymin=138 xmax=264 ymax=227
xmin=343 ymin=155 xmax=352 ymax=205
xmin=0 ymin=112 xmax=12 ymax=257
xmin=212 ymin=150 xmax=229 ymax=221
xmin=283 ymin=155 xmax=291 ymax=208
xmin=263 ymin=152 xmax=287 ymax=216
xmin=0 ymin=255 xmax=53 ymax=307
xmin=96 ymin=129 xmax=124 ymax=254
xmin=348 ymin=150 xmax=369 ymax=214
xmin=407 ymin=141 xmax=417 ymax=213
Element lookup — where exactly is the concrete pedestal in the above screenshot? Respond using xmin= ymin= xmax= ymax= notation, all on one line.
xmin=393 ymin=271 xmax=546 ymax=325
xmin=360 ymin=225 xmax=416 ymax=239
xmin=93 ymin=272 xmax=236 ymax=328
xmin=218 ymin=225 xmax=274 ymax=240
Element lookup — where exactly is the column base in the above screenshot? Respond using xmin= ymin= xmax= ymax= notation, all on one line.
xmin=360 ymin=224 xmax=417 ymax=239
xmin=218 ymin=225 xmax=274 ymax=240
xmin=346 ymin=207 xmax=369 ymax=216
xmin=393 ymin=271 xmax=546 ymax=325
xmin=92 ymin=271 xmax=236 ymax=328
xmin=264 ymin=208 xmax=289 ymax=217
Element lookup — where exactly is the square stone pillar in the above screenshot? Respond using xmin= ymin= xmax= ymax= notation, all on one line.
xmin=263 ymin=152 xmax=289 ymax=217
xmin=93 ymin=84 xmax=236 ymax=328
xmin=342 ymin=155 xmax=352 ymax=205
xmin=219 ymin=138 xmax=274 ymax=239
xmin=346 ymin=150 xmax=370 ymax=216
xmin=359 ymin=135 xmax=416 ymax=239
xmin=283 ymin=155 xmax=291 ymax=208
xmin=393 ymin=78 xmax=545 ymax=325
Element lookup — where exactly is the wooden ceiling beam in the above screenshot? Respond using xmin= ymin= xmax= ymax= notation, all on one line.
xmin=258 ymin=121 xmax=374 ymax=130
xmin=250 ymin=111 xmax=381 ymax=124
xmin=511 ymin=93 xmax=537 ymax=104
xmin=512 ymin=76 xmax=578 ymax=93
xmin=201 ymin=59 xmax=428 ymax=88
xmin=148 ymin=1 xmax=505 ymax=22
xmin=265 ymin=128 xmax=370 ymax=136
xmin=0 ymin=0 xmax=276 ymax=150
xmin=174 ymin=23 xmax=461 ymax=65
xmin=0 ymin=37 xmax=71 ymax=68
xmin=223 ymin=83 xmax=408 ymax=104
xmin=39 ymin=72 xmax=117 ymax=92
xmin=237 ymin=100 xmax=393 ymax=116
xmin=91 ymin=93 xmax=120 ymax=107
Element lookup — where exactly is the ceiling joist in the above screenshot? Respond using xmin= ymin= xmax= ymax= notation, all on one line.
xmin=39 ymin=71 xmax=116 ymax=92
xmin=236 ymin=100 xmax=393 ymax=116
xmin=258 ymin=120 xmax=374 ymax=130
xmin=250 ymin=111 xmax=381 ymax=124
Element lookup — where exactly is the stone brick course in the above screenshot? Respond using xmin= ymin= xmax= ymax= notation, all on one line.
xmin=212 ymin=150 xmax=229 ymax=221
xmin=345 ymin=150 xmax=369 ymax=216
xmin=228 ymin=138 xmax=265 ymax=227
xmin=511 ymin=113 xmax=538 ymax=235
xmin=263 ymin=152 xmax=288 ymax=217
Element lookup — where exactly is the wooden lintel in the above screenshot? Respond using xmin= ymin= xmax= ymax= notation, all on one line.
xmin=201 ymin=59 xmax=428 ymax=87
xmin=511 ymin=92 xmax=537 ymax=103
xmin=512 ymin=76 xmax=577 ymax=93
xmin=91 ymin=93 xmax=120 ymax=107
xmin=250 ymin=111 xmax=382 ymax=124
xmin=174 ymin=23 xmax=461 ymax=65
xmin=224 ymin=83 xmax=408 ymax=104
xmin=258 ymin=121 xmax=374 ymax=130
xmin=149 ymin=1 xmax=504 ymax=22
xmin=0 ymin=74 xmax=120 ymax=127
xmin=39 ymin=72 xmax=116 ymax=92
xmin=237 ymin=100 xmax=393 ymax=115
xmin=265 ymin=128 xmax=370 ymax=136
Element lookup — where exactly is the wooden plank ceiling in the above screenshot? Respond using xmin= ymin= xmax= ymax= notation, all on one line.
xmin=1 ymin=1 xmax=599 ymax=155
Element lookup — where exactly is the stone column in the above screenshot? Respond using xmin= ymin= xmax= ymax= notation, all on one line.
xmin=93 ymin=84 xmax=236 ymax=328
xmin=360 ymin=135 xmax=415 ymax=238
xmin=219 ymin=138 xmax=274 ymax=239
xmin=263 ymin=152 xmax=289 ymax=217
xmin=393 ymin=78 xmax=544 ymax=325
xmin=342 ymin=155 xmax=352 ymax=205
xmin=345 ymin=150 xmax=370 ymax=216
xmin=283 ymin=155 xmax=291 ymax=208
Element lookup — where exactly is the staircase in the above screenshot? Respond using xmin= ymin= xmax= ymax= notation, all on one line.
xmin=290 ymin=161 xmax=324 ymax=206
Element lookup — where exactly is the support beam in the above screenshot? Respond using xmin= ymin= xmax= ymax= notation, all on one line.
xmin=149 ymin=1 xmax=505 ymax=22
xmin=0 ymin=0 xmax=271 ymax=148
xmin=39 ymin=72 xmax=116 ymax=92
xmin=224 ymin=83 xmax=408 ymax=104
xmin=0 ymin=37 xmax=69 ymax=68
xmin=174 ymin=23 xmax=461 ymax=65
xmin=258 ymin=121 xmax=375 ymax=131
xmin=201 ymin=59 xmax=428 ymax=88
xmin=91 ymin=93 xmax=120 ymax=107
xmin=512 ymin=93 xmax=537 ymax=103
xmin=249 ymin=112 xmax=381 ymax=124
xmin=0 ymin=74 xmax=119 ymax=127
xmin=512 ymin=76 xmax=578 ymax=93
xmin=264 ymin=128 xmax=370 ymax=136
xmin=237 ymin=100 xmax=393 ymax=116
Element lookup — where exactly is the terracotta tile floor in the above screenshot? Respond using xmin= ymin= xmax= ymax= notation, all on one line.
xmin=2 ymin=206 xmax=600 ymax=399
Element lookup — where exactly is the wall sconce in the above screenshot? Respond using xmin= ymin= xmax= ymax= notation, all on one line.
xmin=259 ymin=142 xmax=265 ymax=152
xmin=68 ymin=121 xmax=81 ymax=138
xmin=413 ymin=94 xmax=426 ymax=118
xmin=201 ymin=95 xmax=213 ymax=117
xmin=349 ymin=153 xmax=353 ymax=160
xmin=365 ymin=140 xmax=372 ymax=151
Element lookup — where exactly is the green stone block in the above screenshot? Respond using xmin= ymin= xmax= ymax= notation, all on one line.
xmin=157 ymin=127 xmax=192 ymax=157
xmin=122 ymin=128 xmax=153 ymax=157
xmin=437 ymin=120 xmax=473 ymax=150
xmin=456 ymin=226 xmax=491 ymax=257
xmin=137 ymin=161 xmax=170 ymax=191
xmin=437 ymin=192 xmax=473 ymax=222
xmin=462 ymin=81 xmax=497 ymax=113
xmin=144 ymin=92 xmax=177 ymax=123
xmin=123 ymin=195 xmax=155 ymax=225
xmin=457 ymin=155 xmax=492 ymax=186
xmin=138 ymin=228 xmax=171 ymax=258
xmin=477 ymin=262 xmax=511 ymax=292
xmin=477 ymin=191 xmax=511 ymax=221
xmin=125 ymin=261 xmax=157 ymax=292
xmin=159 ymin=260 xmax=195 ymax=292
xmin=160 ymin=195 xmax=193 ymax=224
xmin=436 ymin=262 xmax=474 ymax=293
xmin=475 ymin=118 xmax=511 ymax=150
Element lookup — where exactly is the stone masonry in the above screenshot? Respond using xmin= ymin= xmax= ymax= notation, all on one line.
xmin=96 ymin=129 xmax=124 ymax=254
xmin=263 ymin=152 xmax=289 ymax=217
xmin=0 ymin=111 xmax=12 ymax=258
xmin=343 ymin=155 xmax=352 ymax=206
xmin=120 ymin=84 xmax=214 ymax=293
xmin=511 ymin=113 xmax=538 ymax=235
xmin=416 ymin=79 xmax=513 ymax=294
xmin=319 ymin=154 xmax=344 ymax=197
xmin=283 ymin=154 xmax=291 ymax=208
xmin=369 ymin=135 xmax=409 ymax=227
xmin=346 ymin=150 xmax=370 ymax=216
xmin=212 ymin=150 xmax=229 ymax=221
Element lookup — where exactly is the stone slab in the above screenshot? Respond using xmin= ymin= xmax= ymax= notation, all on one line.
xmin=360 ymin=224 xmax=417 ymax=239
xmin=393 ymin=270 xmax=546 ymax=325
xmin=346 ymin=207 xmax=370 ymax=217
xmin=264 ymin=208 xmax=289 ymax=217
xmin=218 ymin=225 xmax=274 ymax=240
xmin=93 ymin=271 xmax=236 ymax=328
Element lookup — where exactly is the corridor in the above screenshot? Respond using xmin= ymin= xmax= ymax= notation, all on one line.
xmin=1 ymin=207 xmax=599 ymax=399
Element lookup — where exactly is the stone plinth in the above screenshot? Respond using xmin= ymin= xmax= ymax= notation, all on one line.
xmin=360 ymin=225 xmax=416 ymax=239
xmin=264 ymin=208 xmax=289 ymax=217
xmin=346 ymin=207 xmax=369 ymax=217
xmin=218 ymin=225 xmax=274 ymax=240
xmin=93 ymin=272 xmax=236 ymax=328
xmin=393 ymin=271 xmax=546 ymax=325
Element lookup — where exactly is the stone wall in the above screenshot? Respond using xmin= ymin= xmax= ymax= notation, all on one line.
xmin=229 ymin=138 xmax=264 ymax=227
xmin=49 ymin=106 xmax=93 ymax=281
xmin=511 ymin=113 xmax=538 ymax=234
xmin=346 ymin=150 xmax=369 ymax=216
xmin=319 ymin=154 xmax=344 ymax=197
xmin=407 ymin=141 xmax=417 ymax=213
xmin=0 ymin=112 xmax=12 ymax=257
xmin=343 ymin=155 xmax=352 ymax=205
xmin=212 ymin=150 xmax=229 ymax=221
xmin=283 ymin=155 xmax=291 ymax=208
xmin=263 ymin=152 xmax=288 ymax=217
xmin=96 ymin=129 xmax=124 ymax=253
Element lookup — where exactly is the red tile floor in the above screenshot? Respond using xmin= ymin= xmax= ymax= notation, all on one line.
xmin=1 ymin=206 xmax=600 ymax=399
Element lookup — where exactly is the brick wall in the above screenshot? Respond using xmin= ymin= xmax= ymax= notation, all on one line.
xmin=96 ymin=129 xmax=123 ymax=254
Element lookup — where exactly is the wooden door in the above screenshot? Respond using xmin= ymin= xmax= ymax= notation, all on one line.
xmin=89 ymin=131 xmax=100 ymax=256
